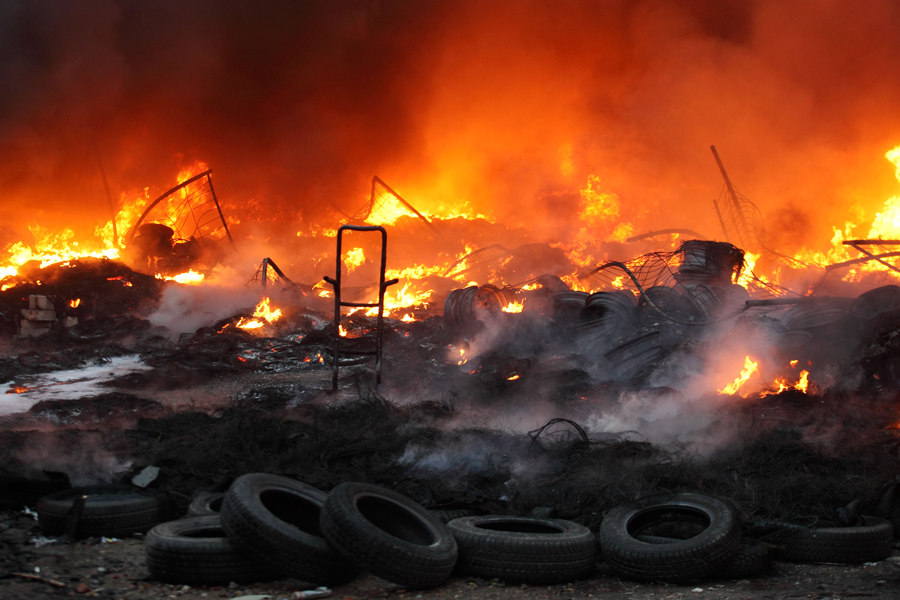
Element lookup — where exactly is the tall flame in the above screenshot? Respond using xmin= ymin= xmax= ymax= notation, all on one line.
xmin=718 ymin=356 xmax=759 ymax=396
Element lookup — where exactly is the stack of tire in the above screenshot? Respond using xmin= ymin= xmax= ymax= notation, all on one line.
xmin=145 ymin=474 xmax=605 ymax=588
xmin=145 ymin=474 xmax=458 ymax=588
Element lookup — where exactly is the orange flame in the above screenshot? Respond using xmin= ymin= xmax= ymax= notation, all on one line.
xmin=502 ymin=299 xmax=525 ymax=313
xmin=69 ymin=299 xmax=80 ymax=308
xmin=718 ymin=356 xmax=759 ymax=396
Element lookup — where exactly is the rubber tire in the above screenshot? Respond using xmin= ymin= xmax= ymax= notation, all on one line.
xmin=186 ymin=492 xmax=224 ymax=517
xmin=636 ymin=535 xmax=771 ymax=579
xmin=447 ymin=515 xmax=597 ymax=584
xmin=146 ymin=516 xmax=277 ymax=585
xmin=599 ymin=492 xmax=741 ymax=583
xmin=37 ymin=484 xmax=170 ymax=538
xmin=761 ymin=516 xmax=893 ymax=564
xmin=320 ymin=482 xmax=458 ymax=589
xmin=220 ymin=473 xmax=359 ymax=585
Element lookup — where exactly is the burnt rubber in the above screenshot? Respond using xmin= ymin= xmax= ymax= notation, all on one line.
xmin=36 ymin=484 xmax=170 ymax=538
xmin=145 ymin=516 xmax=276 ymax=585
xmin=219 ymin=473 xmax=358 ymax=585
xmin=447 ymin=515 xmax=598 ymax=584
xmin=599 ymin=492 xmax=741 ymax=582
xmin=320 ymin=482 xmax=458 ymax=589
xmin=636 ymin=535 xmax=770 ymax=579
xmin=186 ymin=491 xmax=224 ymax=517
xmin=761 ymin=516 xmax=893 ymax=564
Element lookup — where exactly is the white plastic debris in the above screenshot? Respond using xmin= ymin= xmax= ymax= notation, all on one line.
xmin=31 ymin=536 xmax=55 ymax=547
xmin=292 ymin=588 xmax=332 ymax=599
xmin=692 ymin=588 xmax=704 ymax=593
xmin=22 ymin=507 xmax=38 ymax=520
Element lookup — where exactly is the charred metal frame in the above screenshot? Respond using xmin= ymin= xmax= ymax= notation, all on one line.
xmin=126 ymin=170 xmax=235 ymax=248
xmin=257 ymin=257 xmax=293 ymax=289
xmin=323 ymin=225 xmax=399 ymax=391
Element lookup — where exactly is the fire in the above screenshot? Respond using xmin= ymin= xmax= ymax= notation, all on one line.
xmin=235 ymin=297 xmax=282 ymax=331
xmin=458 ymin=348 xmax=467 ymax=365
xmin=718 ymin=356 xmax=759 ymax=396
xmin=158 ymin=270 xmax=205 ymax=285
xmin=344 ymin=248 xmax=366 ymax=273
xmin=796 ymin=370 xmax=810 ymax=394
xmin=339 ymin=324 xmax=348 ymax=337
xmin=507 ymin=374 xmax=520 ymax=381
xmin=502 ymin=299 xmax=525 ymax=313
xmin=252 ymin=297 xmax=282 ymax=323
xmin=69 ymin=299 xmax=80 ymax=308
xmin=401 ymin=313 xmax=415 ymax=322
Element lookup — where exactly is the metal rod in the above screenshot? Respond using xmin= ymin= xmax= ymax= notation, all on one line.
xmin=744 ymin=296 xmax=852 ymax=308
xmin=711 ymin=145 xmax=750 ymax=246
xmin=825 ymin=251 xmax=900 ymax=271
xmin=626 ymin=228 xmax=708 ymax=243
xmin=372 ymin=176 xmax=438 ymax=233
xmin=713 ymin=198 xmax=729 ymax=241
xmin=206 ymin=173 xmax=235 ymax=248
xmin=846 ymin=243 xmax=900 ymax=274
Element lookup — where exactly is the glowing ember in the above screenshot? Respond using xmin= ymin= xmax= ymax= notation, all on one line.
xmin=343 ymin=248 xmax=366 ymax=273
xmin=69 ymin=299 xmax=81 ymax=308
xmin=502 ymin=299 xmax=525 ymax=313
xmin=401 ymin=313 xmax=415 ymax=322
xmin=507 ymin=374 xmax=520 ymax=381
xmin=457 ymin=348 xmax=467 ymax=365
xmin=6 ymin=386 xmax=32 ymax=394
xmin=790 ymin=360 xmax=799 ymax=367
xmin=107 ymin=276 xmax=133 ymax=287
xmin=718 ymin=356 xmax=759 ymax=395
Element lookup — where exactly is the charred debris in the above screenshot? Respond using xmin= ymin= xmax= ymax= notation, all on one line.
xmin=2 ymin=161 xmax=900 ymax=540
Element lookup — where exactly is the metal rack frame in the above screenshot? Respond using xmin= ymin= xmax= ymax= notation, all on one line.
xmin=323 ymin=225 xmax=398 ymax=391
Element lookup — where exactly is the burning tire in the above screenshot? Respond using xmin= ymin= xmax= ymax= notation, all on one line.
xmin=146 ymin=516 xmax=276 ymax=585
xmin=320 ymin=482 xmax=458 ymax=589
xmin=761 ymin=516 xmax=893 ymax=564
xmin=37 ymin=484 xmax=170 ymax=538
xmin=186 ymin=491 xmax=224 ymax=517
xmin=447 ymin=515 xmax=597 ymax=584
xmin=219 ymin=473 xmax=359 ymax=585
xmin=598 ymin=492 xmax=741 ymax=583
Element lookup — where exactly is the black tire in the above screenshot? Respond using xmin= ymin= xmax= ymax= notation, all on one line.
xmin=320 ymin=482 xmax=458 ymax=589
xmin=146 ymin=516 xmax=277 ymax=585
xmin=599 ymin=493 xmax=741 ymax=583
xmin=219 ymin=473 xmax=358 ymax=585
xmin=635 ymin=535 xmax=770 ymax=579
xmin=186 ymin=492 xmax=224 ymax=517
xmin=447 ymin=515 xmax=597 ymax=584
xmin=761 ymin=516 xmax=893 ymax=564
xmin=37 ymin=484 xmax=170 ymax=538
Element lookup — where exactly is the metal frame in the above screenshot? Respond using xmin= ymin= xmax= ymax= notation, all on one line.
xmin=126 ymin=169 xmax=235 ymax=248
xmin=323 ymin=225 xmax=398 ymax=391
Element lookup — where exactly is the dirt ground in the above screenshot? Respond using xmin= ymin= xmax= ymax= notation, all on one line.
xmin=2 ymin=509 xmax=899 ymax=600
